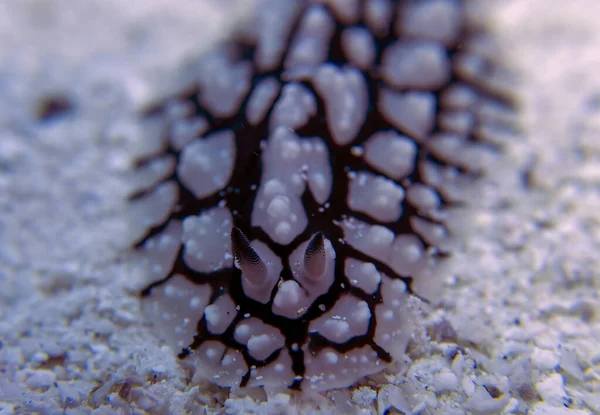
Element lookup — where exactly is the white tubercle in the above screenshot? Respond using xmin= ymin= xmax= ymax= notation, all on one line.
xmin=379 ymin=88 xmax=436 ymax=141
xmin=389 ymin=234 xmax=426 ymax=276
xmin=477 ymin=98 xmax=519 ymax=126
xmin=419 ymin=159 xmax=444 ymax=188
xmin=246 ymin=348 xmax=295 ymax=390
xmin=190 ymin=341 xmax=247 ymax=388
xmin=427 ymin=133 xmax=466 ymax=165
xmin=323 ymin=0 xmax=361 ymax=24
xmin=364 ymin=0 xmax=393 ymax=37
xmin=363 ymin=130 xmax=417 ymax=181
xmin=285 ymin=6 xmax=335 ymax=74
xmin=247 ymin=339 xmax=281 ymax=368
xmin=132 ymin=181 xmax=178 ymax=229
xmin=254 ymin=0 xmax=303 ymax=72
xmin=303 ymin=345 xmax=383 ymax=392
xmin=141 ymin=273 xmax=212 ymax=352
xmin=253 ymin=127 xmax=332 ymax=243
xmin=419 ymin=159 xmax=474 ymax=204
xmin=374 ymin=275 xmax=412 ymax=361
xmin=197 ymin=51 xmax=252 ymax=118
xmin=454 ymin=52 xmax=514 ymax=100
xmin=348 ymin=171 xmax=405 ymax=222
xmin=345 ymin=258 xmax=382 ymax=295
xmin=440 ymin=83 xmax=478 ymax=110
xmin=305 ymin=139 xmax=333 ymax=204
xmin=252 ymin=186 xmax=306 ymax=245
xmin=396 ymin=0 xmax=463 ymax=46
xmin=381 ymin=40 xmax=450 ymax=89
xmin=406 ymin=183 xmax=441 ymax=212
xmin=246 ymin=77 xmax=281 ymax=126
xmin=140 ymin=220 xmax=183 ymax=280
xmin=233 ymin=318 xmax=285 ymax=361
xmin=313 ymin=64 xmax=368 ymax=146
xmin=438 ymin=110 xmax=475 ymax=135
xmin=341 ymin=27 xmax=376 ymax=70
xmin=177 ymin=130 xmax=236 ymax=199
xmin=460 ymin=141 xmax=500 ymax=172
xmin=132 ymin=155 xmax=175 ymax=194
xmin=410 ymin=216 xmax=448 ymax=247
xmin=272 ymin=280 xmax=304 ymax=317
xmin=164 ymin=98 xmax=194 ymax=121
xmin=341 ymin=218 xmax=395 ymax=265
xmin=309 ymin=295 xmax=371 ymax=343
xmin=474 ymin=119 xmax=516 ymax=148
xmin=269 ymin=83 xmax=317 ymax=132
xmin=341 ymin=217 xmax=433 ymax=277
xmin=430 ymin=132 xmax=497 ymax=172
xmin=170 ymin=116 xmax=209 ymax=151
xmin=182 ymin=207 xmax=233 ymax=273
xmin=204 ymin=294 xmax=237 ymax=335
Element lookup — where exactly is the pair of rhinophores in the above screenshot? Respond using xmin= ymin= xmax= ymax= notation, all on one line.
xmin=131 ymin=0 xmax=517 ymax=392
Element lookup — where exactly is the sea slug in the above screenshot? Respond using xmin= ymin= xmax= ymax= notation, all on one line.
xmin=131 ymin=0 xmax=517 ymax=392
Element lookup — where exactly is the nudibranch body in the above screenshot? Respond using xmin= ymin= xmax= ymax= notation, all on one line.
xmin=133 ymin=0 xmax=516 ymax=392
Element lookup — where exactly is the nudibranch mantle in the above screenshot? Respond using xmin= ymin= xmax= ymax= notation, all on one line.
xmin=132 ymin=0 xmax=516 ymax=392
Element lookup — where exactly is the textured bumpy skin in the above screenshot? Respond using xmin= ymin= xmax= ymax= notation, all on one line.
xmin=132 ymin=0 xmax=517 ymax=392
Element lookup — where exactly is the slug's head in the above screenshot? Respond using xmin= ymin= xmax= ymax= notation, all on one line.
xmin=231 ymin=227 xmax=335 ymax=318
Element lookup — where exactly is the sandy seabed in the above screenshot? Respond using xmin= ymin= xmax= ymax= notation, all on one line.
xmin=0 ymin=0 xmax=599 ymax=414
